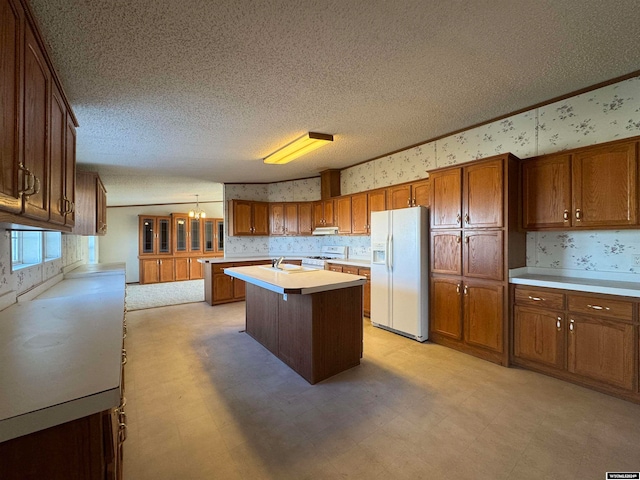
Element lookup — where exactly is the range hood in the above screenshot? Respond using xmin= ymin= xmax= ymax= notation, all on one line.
xmin=312 ymin=226 xmax=339 ymax=235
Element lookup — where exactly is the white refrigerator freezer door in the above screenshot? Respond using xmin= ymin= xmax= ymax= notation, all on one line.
xmin=389 ymin=207 xmax=423 ymax=337
xmin=370 ymin=211 xmax=391 ymax=328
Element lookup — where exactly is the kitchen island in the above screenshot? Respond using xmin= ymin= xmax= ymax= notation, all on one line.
xmin=225 ymin=265 xmax=366 ymax=384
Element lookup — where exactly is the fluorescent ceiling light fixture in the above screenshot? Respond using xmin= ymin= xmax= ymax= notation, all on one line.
xmin=263 ymin=132 xmax=334 ymax=165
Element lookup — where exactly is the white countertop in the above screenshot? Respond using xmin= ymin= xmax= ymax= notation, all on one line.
xmin=0 ymin=264 xmax=125 ymax=443
xmin=199 ymin=256 xmax=305 ymax=264
xmin=225 ymin=265 xmax=366 ymax=295
xmin=509 ymin=268 xmax=640 ymax=298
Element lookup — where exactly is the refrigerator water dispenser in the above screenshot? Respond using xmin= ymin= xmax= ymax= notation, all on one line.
xmin=371 ymin=242 xmax=386 ymax=265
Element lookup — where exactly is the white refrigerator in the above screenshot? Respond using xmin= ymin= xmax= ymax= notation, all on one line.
xmin=370 ymin=206 xmax=428 ymax=341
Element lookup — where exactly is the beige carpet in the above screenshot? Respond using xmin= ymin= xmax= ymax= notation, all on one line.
xmin=125 ymin=280 xmax=204 ymax=311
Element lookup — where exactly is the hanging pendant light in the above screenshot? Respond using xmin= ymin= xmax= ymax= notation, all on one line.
xmin=188 ymin=194 xmax=206 ymax=219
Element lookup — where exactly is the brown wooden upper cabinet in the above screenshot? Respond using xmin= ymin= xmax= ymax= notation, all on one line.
xmin=387 ymin=179 xmax=430 ymax=210
xmin=313 ymin=199 xmax=335 ymax=227
xmin=229 ymin=200 xmax=269 ymax=235
xmin=270 ymin=203 xmax=299 ymax=235
xmin=0 ymin=0 xmax=78 ymax=231
xmin=139 ymin=215 xmax=172 ymax=255
xmin=298 ymin=202 xmax=314 ymax=235
xmin=203 ymin=218 xmax=224 ymax=255
xmin=73 ymin=171 xmax=107 ymax=236
xmin=336 ymin=196 xmax=352 ymax=234
xmin=172 ymin=213 xmax=202 ymax=253
xmin=431 ymin=159 xmax=503 ymax=229
xmin=351 ymin=189 xmax=387 ymax=234
xmin=522 ymin=139 xmax=638 ymax=230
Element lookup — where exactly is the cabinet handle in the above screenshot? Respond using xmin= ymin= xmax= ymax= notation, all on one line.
xmin=413 ymin=198 xmax=416 ymax=206
xmin=556 ymin=317 xmax=562 ymax=330
xmin=528 ymin=295 xmax=544 ymax=301
xmin=464 ymin=213 xmax=469 ymax=224
xmin=456 ymin=235 xmax=461 ymax=244
xmin=575 ymin=209 xmax=582 ymax=221
xmin=456 ymin=283 xmax=461 ymax=294
xmin=587 ymin=304 xmax=609 ymax=311
xmin=407 ymin=198 xmax=411 ymax=207
xmin=465 ymin=235 xmax=469 ymax=244
xmin=159 ymin=259 xmax=162 ymax=265
xmin=118 ymin=422 xmax=128 ymax=444
xmin=569 ymin=319 xmax=575 ymax=332
xmin=122 ymin=348 xmax=127 ymax=365
xmin=456 ymin=213 xmax=461 ymax=224
xmin=463 ymin=285 xmax=468 ymax=295
xmin=18 ymin=163 xmax=39 ymax=198
xmin=563 ymin=209 xmax=569 ymax=221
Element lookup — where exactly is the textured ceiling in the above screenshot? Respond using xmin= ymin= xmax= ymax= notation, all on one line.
xmin=28 ymin=0 xmax=640 ymax=205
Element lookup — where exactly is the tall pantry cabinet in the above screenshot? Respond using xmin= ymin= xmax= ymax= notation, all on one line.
xmin=429 ymin=154 xmax=526 ymax=365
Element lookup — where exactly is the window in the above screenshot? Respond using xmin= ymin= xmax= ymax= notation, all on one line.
xmin=10 ymin=231 xmax=61 ymax=271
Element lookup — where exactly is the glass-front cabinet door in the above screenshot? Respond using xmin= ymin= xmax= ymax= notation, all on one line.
xmin=140 ymin=217 xmax=156 ymax=254
xmin=204 ymin=219 xmax=215 ymax=253
xmin=173 ymin=214 xmax=188 ymax=253
xmin=190 ymin=217 xmax=201 ymax=252
xmin=216 ymin=219 xmax=224 ymax=254
xmin=158 ymin=217 xmax=171 ymax=254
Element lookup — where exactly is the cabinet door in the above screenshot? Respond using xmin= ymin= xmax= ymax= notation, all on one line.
xmin=252 ymin=202 xmax=269 ymax=235
xmin=298 ymin=202 xmax=313 ymax=235
xmin=351 ymin=193 xmax=368 ymax=234
xmin=158 ymin=257 xmax=174 ymax=282
xmin=140 ymin=259 xmax=159 ymax=284
xmin=213 ymin=273 xmax=234 ymax=302
xmin=430 ymin=169 xmax=462 ymax=228
xmin=0 ymin=0 xmax=23 ymax=213
xmin=157 ymin=217 xmax=171 ymax=254
xmin=513 ymin=306 xmax=565 ymax=369
xmin=387 ymin=184 xmax=411 ymax=209
xmin=139 ymin=217 xmax=157 ymax=254
xmin=22 ymin=23 xmax=50 ymax=221
xmin=269 ymin=203 xmax=284 ymax=235
xmin=173 ymin=215 xmax=188 ymax=252
xmin=189 ymin=217 xmax=201 ymax=252
xmin=430 ymin=277 xmax=463 ymax=339
xmin=412 ymin=180 xmax=430 ymax=207
xmin=463 ymin=281 xmax=504 ymax=353
xmin=203 ymin=219 xmax=215 ymax=252
xmin=522 ymin=154 xmax=571 ymax=229
xmin=96 ymin=177 xmax=107 ymax=234
xmin=313 ymin=201 xmax=324 ymax=227
xmin=174 ymin=257 xmax=189 ymax=281
xmin=463 ymin=159 xmax=503 ymax=228
xmin=233 ymin=276 xmax=246 ymax=299
xmin=567 ymin=315 xmax=636 ymax=391
xmin=64 ymin=117 xmax=76 ymax=226
xmin=284 ymin=203 xmax=298 ymax=235
xmin=232 ymin=200 xmax=253 ymax=235
xmin=359 ymin=268 xmax=371 ymax=317
xmin=323 ymin=200 xmax=335 ymax=226
xmin=431 ymin=230 xmax=462 ymax=275
xmin=572 ymin=141 xmax=637 ymax=227
xmin=463 ymin=230 xmax=503 ymax=281
xmin=336 ymin=196 xmax=352 ymax=234
xmin=49 ymin=85 xmax=66 ymax=225
xmin=189 ymin=257 xmax=202 ymax=279
xmin=216 ymin=219 xmax=224 ymax=253
xmin=367 ymin=190 xmax=387 ymax=228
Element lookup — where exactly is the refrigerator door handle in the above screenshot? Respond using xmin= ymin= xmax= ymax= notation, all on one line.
xmin=388 ymin=235 xmax=393 ymax=271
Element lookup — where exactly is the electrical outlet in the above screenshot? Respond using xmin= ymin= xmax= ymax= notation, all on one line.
xmin=634 ymin=255 xmax=640 ymax=267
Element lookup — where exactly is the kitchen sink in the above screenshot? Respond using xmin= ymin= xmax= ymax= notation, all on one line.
xmin=257 ymin=264 xmax=319 ymax=274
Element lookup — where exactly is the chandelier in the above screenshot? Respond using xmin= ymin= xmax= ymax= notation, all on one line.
xmin=188 ymin=194 xmax=206 ymax=219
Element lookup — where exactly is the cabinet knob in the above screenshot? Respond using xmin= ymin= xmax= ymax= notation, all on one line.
xmin=463 ymin=285 xmax=468 ymax=295
xmin=556 ymin=317 xmax=562 ymax=330
xmin=563 ymin=210 xmax=569 ymax=221
xmin=569 ymin=319 xmax=575 ymax=332
xmin=575 ymin=209 xmax=582 ymax=221
xmin=456 ymin=283 xmax=461 ymax=294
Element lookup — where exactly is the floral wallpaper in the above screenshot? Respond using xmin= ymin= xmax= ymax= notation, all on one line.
xmin=227 ymin=75 xmax=640 ymax=272
xmin=0 ymin=233 xmax=88 ymax=303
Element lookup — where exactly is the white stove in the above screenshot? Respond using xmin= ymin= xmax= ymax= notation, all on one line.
xmin=301 ymin=246 xmax=348 ymax=270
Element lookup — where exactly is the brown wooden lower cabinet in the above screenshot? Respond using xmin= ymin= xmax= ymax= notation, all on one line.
xmin=0 ymin=409 xmax=122 ymax=480
xmin=139 ymin=255 xmax=218 ymax=284
xmin=430 ymin=277 xmax=505 ymax=364
xmin=328 ymin=264 xmax=371 ymax=317
xmin=512 ymin=285 xmax=639 ymax=403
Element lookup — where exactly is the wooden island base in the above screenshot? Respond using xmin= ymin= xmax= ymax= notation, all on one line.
xmin=245 ymin=283 xmax=363 ymax=384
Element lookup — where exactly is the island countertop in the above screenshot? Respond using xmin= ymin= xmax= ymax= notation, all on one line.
xmin=224 ymin=265 xmax=366 ymax=295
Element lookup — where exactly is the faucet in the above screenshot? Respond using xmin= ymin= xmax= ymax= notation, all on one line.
xmin=273 ymin=257 xmax=284 ymax=269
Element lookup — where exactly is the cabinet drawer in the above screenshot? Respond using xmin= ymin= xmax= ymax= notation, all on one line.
xmin=343 ymin=266 xmax=359 ymax=275
xmin=358 ymin=268 xmax=370 ymax=279
xmin=327 ymin=264 xmax=343 ymax=272
xmin=514 ymin=287 xmax=565 ymax=309
xmin=567 ymin=294 xmax=634 ymax=322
